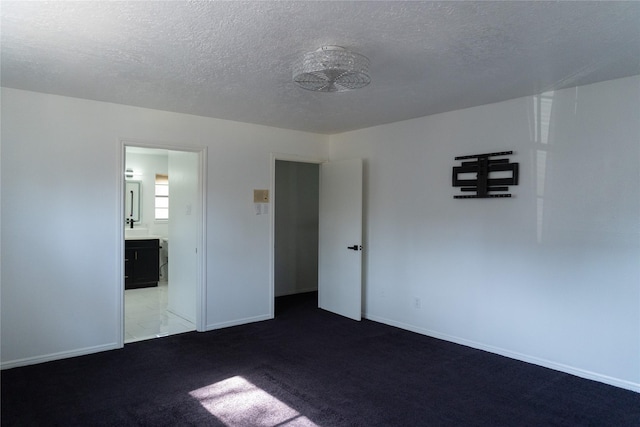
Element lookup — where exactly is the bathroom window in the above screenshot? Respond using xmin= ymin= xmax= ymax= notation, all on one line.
xmin=155 ymin=174 xmax=169 ymax=220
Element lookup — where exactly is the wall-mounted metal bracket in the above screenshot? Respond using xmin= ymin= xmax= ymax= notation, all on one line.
xmin=452 ymin=151 xmax=518 ymax=199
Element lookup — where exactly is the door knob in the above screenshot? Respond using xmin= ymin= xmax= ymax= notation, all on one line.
xmin=347 ymin=245 xmax=362 ymax=251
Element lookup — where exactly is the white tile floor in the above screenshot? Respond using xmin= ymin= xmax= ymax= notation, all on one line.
xmin=124 ymin=282 xmax=195 ymax=343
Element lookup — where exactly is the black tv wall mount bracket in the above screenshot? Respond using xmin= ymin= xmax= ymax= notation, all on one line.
xmin=452 ymin=151 xmax=519 ymax=199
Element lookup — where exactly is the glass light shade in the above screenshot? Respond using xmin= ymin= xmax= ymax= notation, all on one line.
xmin=293 ymin=46 xmax=371 ymax=92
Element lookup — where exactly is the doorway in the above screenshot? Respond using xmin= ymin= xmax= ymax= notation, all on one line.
xmin=271 ymin=156 xmax=364 ymax=321
xmin=273 ymin=159 xmax=320 ymax=316
xmin=121 ymin=143 xmax=206 ymax=344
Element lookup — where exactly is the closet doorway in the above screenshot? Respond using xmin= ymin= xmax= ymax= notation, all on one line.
xmin=273 ymin=159 xmax=320 ymax=315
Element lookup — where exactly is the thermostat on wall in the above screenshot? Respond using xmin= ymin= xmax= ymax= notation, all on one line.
xmin=253 ymin=189 xmax=269 ymax=203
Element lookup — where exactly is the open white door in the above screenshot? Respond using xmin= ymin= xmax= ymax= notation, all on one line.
xmin=318 ymin=158 xmax=363 ymax=321
xmin=168 ymin=151 xmax=199 ymax=323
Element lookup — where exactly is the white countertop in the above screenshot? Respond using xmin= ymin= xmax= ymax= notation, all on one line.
xmin=124 ymin=227 xmax=165 ymax=240
xmin=124 ymin=234 xmax=162 ymax=241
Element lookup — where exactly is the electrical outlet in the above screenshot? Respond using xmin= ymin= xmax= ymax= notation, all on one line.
xmin=414 ymin=297 xmax=421 ymax=309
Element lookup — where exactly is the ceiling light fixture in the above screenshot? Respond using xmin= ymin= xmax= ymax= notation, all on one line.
xmin=293 ymin=46 xmax=370 ymax=92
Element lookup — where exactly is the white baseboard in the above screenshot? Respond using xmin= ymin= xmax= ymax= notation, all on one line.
xmin=1 ymin=314 xmax=273 ymax=369
xmin=6 ymin=313 xmax=637 ymax=394
xmin=364 ymin=313 xmax=640 ymax=393
xmin=1 ymin=342 xmax=121 ymax=370
xmin=206 ymin=314 xmax=272 ymax=331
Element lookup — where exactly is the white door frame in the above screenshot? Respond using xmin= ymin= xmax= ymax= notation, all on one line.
xmin=269 ymin=153 xmax=327 ymax=318
xmin=117 ymin=138 xmax=208 ymax=346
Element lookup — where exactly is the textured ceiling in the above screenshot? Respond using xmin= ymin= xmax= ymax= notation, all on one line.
xmin=2 ymin=1 xmax=639 ymax=134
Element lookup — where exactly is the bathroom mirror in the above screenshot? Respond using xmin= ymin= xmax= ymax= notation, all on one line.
xmin=125 ymin=181 xmax=141 ymax=224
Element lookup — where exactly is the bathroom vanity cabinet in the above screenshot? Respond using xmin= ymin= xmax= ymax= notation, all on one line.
xmin=125 ymin=239 xmax=160 ymax=289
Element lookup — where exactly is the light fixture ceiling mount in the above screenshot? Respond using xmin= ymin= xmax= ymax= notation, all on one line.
xmin=293 ymin=46 xmax=371 ymax=93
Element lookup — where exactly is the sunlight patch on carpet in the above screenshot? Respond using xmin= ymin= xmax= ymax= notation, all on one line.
xmin=190 ymin=376 xmax=318 ymax=426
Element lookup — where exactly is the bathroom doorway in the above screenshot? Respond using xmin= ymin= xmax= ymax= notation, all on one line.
xmin=121 ymin=143 xmax=206 ymax=344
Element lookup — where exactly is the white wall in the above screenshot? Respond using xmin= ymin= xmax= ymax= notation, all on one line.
xmin=329 ymin=76 xmax=640 ymax=391
xmin=0 ymin=88 xmax=327 ymax=367
xmin=274 ymin=161 xmax=319 ymax=297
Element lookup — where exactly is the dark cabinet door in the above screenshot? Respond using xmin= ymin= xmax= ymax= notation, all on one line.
xmin=125 ymin=239 xmax=160 ymax=289
xmin=124 ymin=248 xmax=135 ymax=286
xmin=134 ymin=246 xmax=160 ymax=284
